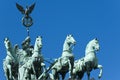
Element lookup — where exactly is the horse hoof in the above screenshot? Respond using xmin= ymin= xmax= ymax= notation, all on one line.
xmin=98 ymin=75 xmax=101 ymax=79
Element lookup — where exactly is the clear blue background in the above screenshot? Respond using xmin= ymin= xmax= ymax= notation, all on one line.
xmin=0 ymin=0 xmax=120 ymax=80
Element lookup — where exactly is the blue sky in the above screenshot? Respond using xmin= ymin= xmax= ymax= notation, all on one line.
xmin=0 ymin=0 xmax=120 ymax=80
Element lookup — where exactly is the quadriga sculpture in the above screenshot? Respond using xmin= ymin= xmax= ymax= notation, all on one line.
xmin=72 ymin=38 xmax=103 ymax=80
xmin=51 ymin=34 xmax=76 ymax=80
xmin=3 ymin=38 xmax=19 ymax=80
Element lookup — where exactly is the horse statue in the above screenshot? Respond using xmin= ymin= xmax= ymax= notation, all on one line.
xmin=72 ymin=38 xmax=103 ymax=80
xmin=51 ymin=34 xmax=76 ymax=80
xmin=18 ymin=36 xmax=46 ymax=80
xmin=30 ymin=36 xmax=46 ymax=79
xmin=3 ymin=38 xmax=19 ymax=80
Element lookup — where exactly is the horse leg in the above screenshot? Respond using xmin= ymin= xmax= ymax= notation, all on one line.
xmin=69 ymin=57 xmax=74 ymax=79
xmin=7 ymin=65 xmax=13 ymax=80
xmin=52 ymin=69 xmax=59 ymax=80
xmin=3 ymin=63 xmax=9 ymax=80
xmin=49 ymin=73 xmax=54 ymax=80
xmin=24 ymin=68 xmax=31 ymax=80
xmin=4 ymin=68 xmax=9 ymax=80
xmin=97 ymin=64 xmax=103 ymax=79
xmin=68 ymin=59 xmax=74 ymax=79
xmin=67 ymin=59 xmax=72 ymax=79
xmin=87 ymin=71 xmax=90 ymax=80
xmin=72 ymin=72 xmax=76 ymax=80
xmin=61 ymin=72 xmax=66 ymax=80
xmin=77 ymin=72 xmax=84 ymax=80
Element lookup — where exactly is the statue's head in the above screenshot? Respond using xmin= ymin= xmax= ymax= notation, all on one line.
xmin=25 ymin=36 xmax=31 ymax=45
xmin=21 ymin=36 xmax=31 ymax=50
xmin=25 ymin=36 xmax=31 ymax=42
xmin=88 ymin=38 xmax=100 ymax=52
xmin=65 ymin=34 xmax=76 ymax=45
xmin=4 ymin=37 xmax=11 ymax=50
xmin=25 ymin=6 xmax=29 ymax=13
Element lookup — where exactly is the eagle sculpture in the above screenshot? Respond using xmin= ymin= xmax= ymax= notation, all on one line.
xmin=16 ymin=3 xmax=35 ymax=18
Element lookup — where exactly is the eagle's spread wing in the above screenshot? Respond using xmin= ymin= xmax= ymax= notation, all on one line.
xmin=28 ymin=3 xmax=35 ymax=14
xmin=16 ymin=3 xmax=25 ymax=14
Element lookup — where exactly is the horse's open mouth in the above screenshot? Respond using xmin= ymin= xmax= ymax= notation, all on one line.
xmin=96 ymin=47 xmax=100 ymax=51
xmin=73 ymin=41 xmax=76 ymax=45
xmin=39 ymin=45 xmax=42 ymax=48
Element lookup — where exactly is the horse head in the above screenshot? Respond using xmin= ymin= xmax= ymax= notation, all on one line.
xmin=85 ymin=38 xmax=100 ymax=55
xmin=62 ymin=34 xmax=76 ymax=54
xmin=65 ymin=34 xmax=76 ymax=46
xmin=35 ymin=36 xmax=42 ymax=49
xmin=91 ymin=38 xmax=100 ymax=51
